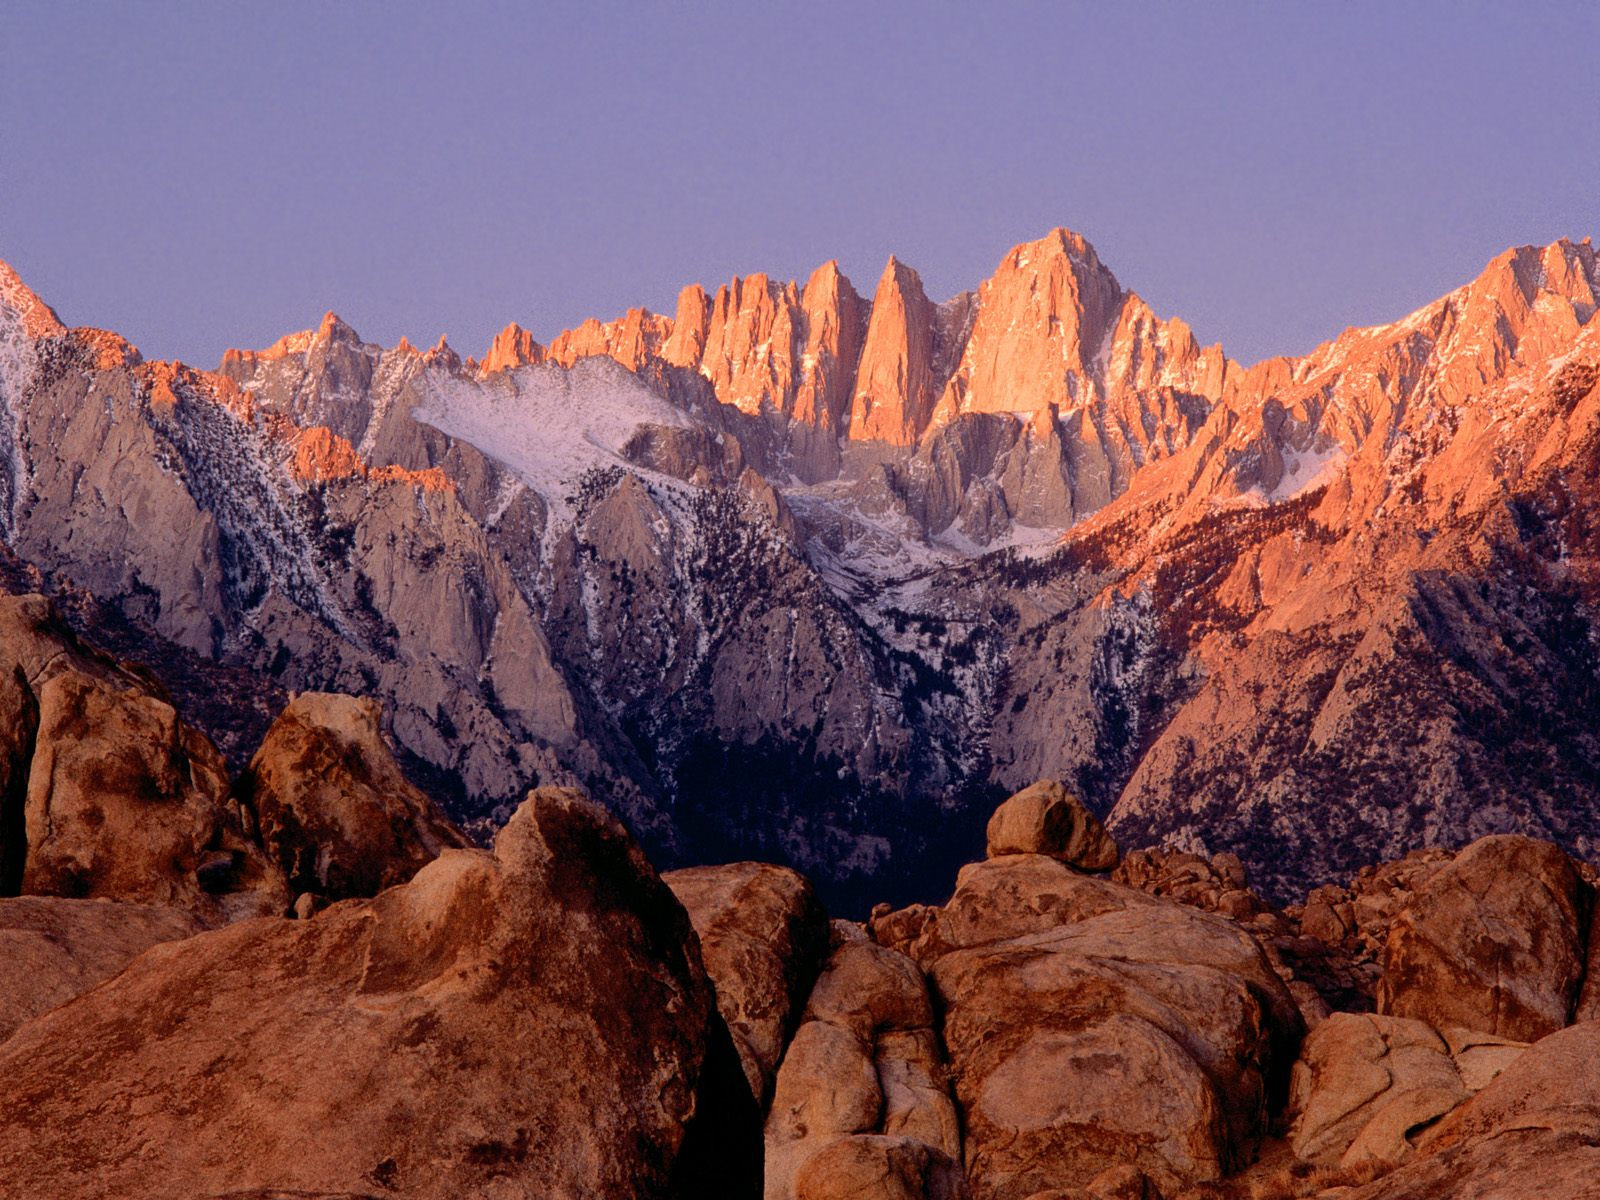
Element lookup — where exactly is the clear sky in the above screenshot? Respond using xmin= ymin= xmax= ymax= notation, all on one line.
xmin=3 ymin=1 xmax=1597 ymax=369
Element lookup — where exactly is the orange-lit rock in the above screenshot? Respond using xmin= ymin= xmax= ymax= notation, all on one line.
xmin=849 ymin=257 xmax=940 ymax=445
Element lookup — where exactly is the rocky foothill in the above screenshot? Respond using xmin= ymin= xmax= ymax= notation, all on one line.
xmin=3 ymin=594 xmax=1600 ymax=1198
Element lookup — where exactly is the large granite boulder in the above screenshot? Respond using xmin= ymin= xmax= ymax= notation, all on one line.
xmin=1288 ymin=1013 xmax=1475 ymax=1170
xmin=237 ymin=691 xmax=470 ymax=903
xmin=985 ymin=781 xmax=1118 ymax=871
xmin=907 ymin=855 xmax=1301 ymax=1200
xmin=1376 ymin=835 xmax=1591 ymax=1041
xmin=766 ymin=922 xmax=962 ymax=1200
xmin=664 ymin=860 xmax=829 ymax=1107
xmin=1340 ymin=1020 xmax=1600 ymax=1199
xmin=0 ymin=787 xmax=760 ymax=1199
xmin=0 ymin=594 xmax=286 ymax=923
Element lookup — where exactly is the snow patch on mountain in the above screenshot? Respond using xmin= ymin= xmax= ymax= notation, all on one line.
xmin=410 ymin=356 xmax=692 ymax=508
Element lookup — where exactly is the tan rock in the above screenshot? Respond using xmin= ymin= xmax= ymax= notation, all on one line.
xmin=1436 ymin=1025 xmax=1529 ymax=1092
xmin=22 ymin=669 xmax=286 ymax=923
xmin=918 ymin=857 xmax=1301 ymax=1199
xmin=1288 ymin=1013 xmax=1469 ymax=1170
xmin=1337 ymin=1020 xmax=1600 ymax=1199
xmin=0 ymin=896 xmax=202 ymax=1043
xmin=0 ymin=787 xmax=760 ymax=1199
xmin=986 ymin=780 xmax=1119 ymax=870
xmin=794 ymin=1134 xmax=969 ymax=1200
xmin=1020 ymin=1164 xmax=1160 ymax=1200
xmin=237 ymin=692 xmax=469 ymax=902
xmin=664 ymin=861 xmax=829 ymax=1106
xmin=767 ymin=923 xmax=961 ymax=1200
xmin=1377 ymin=835 xmax=1590 ymax=1041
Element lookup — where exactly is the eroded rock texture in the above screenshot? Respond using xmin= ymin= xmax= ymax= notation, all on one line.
xmin=0 ymin=789 xmax=761 ymax=1200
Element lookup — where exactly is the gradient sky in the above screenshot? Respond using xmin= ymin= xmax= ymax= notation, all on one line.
xmin=3 ymin=1 xmax=1597 ymax=369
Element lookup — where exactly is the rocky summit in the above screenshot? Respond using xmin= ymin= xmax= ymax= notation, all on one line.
xmin=3 ymin=223 xmax=1600 ymax=1191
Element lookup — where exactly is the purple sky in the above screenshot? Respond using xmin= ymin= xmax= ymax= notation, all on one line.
xmin=3 ymin=2 xmax=1597 ymax=369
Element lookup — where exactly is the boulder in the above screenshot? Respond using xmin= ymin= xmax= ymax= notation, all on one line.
xmin=1339 ymin=1021 xmax=1600 ymax=1199
xmin=664 ymin=861 xmax=829 ymax=1106
xmin=0 ymin=787 xmax=761 ymax=1199
xmin=0 ymin=594 xmax=285 ymax=923
xmin=917 ymin=856 xmax=1301 ymax=1199
xmin=985 ymin=781 xmax=1118 ymax=870
xmin=1288 ymin=1013 xmax=1470 ymax=1169
xmin=236 ymin=691 xmax=470 ymax=902
xmin=22 ymin=670 xmax=287 ymax=922
xmin=767 ymin=922 xmax=962 ymax=1200
xmin=0 ymin=896 xmax=203 ymax=1043
xmin=794 ymin=1134 xmax=968 ymax=1200
xmin=1376 ymin=835 xmax=1591 ymax=1041
xmin=1022 ymin=1167 xmax=1158 ymax=1200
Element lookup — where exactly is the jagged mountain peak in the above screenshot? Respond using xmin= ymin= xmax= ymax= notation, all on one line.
xmin=477 ymin=321 xmax=544 ymax=374
xmin=0 ymin=258 xmax=66 ymax=340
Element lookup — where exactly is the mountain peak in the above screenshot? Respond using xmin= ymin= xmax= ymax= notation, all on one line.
xmin=479 ymin=322 xmax=544 ymax=374
xmin=316 ymin=311 xmax=361 ymax=344
xmin=0 ymin=259 xmax=66 ymax=339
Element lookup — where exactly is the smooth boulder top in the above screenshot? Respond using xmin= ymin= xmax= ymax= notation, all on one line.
xmin=985 ymin=781 xmax=1119 ymax=871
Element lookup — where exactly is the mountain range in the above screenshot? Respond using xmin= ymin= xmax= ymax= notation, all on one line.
xmin=1 ymin=227 xmax=1596 ymax=906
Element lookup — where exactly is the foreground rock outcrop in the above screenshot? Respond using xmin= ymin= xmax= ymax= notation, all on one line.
xmin=0 ymin=896 xmax=203 ymax=1043
xmin=1339 ymin=1020 xmax=1600 ymax=1199
xmin=0 ymin=788 xmax=760 ymax=1199
xmin=665 ymin=861 xmax=830 ymax=1106
xmin=766 ymin=921 xmax=964 ymax=1200
xmin=0 ymin=594 xmax=287 ymax=923
xmin=237 ymin=691 xmax=471 ymax=904
xmin=1375 ymin=834 xmax=1592 ymax=1042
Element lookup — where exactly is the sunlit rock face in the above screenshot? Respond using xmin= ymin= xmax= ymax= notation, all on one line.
xmin=2 ymin=231 xmax=1599 ymax=909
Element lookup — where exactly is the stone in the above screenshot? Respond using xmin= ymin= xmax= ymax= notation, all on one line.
xmin=793 ymin=1134 xmax=969 ymax=1200
xmin=1376 ymin=835 xmax=1591 ymax=1041
xmin=664 ymin=861 xmax=829 ymax=1107
xmin=0 ymin=788 xmax=760 ymax=1199
xmin=1288 ymin=1013 xmax=1469 ymax=1170
xmin=767 ymin=923 xmax=961 ymax=1200
xmin=22 ymin=669 xmax=287 ymax=922
xmin=1337 ymin=1020 xmax=1600 ymax=1199
xmin=0 ymin=896 xmax=202 ymax=1043
xmin=236 ymin=691 xmax=470 ymax=902
xmin=0 ymin=594 xmax=284 ymax=922
xmin=917 ymin=856 xmax=1301 ymax=1199
xmin=985 ymin=781 xmax=1119 ymax=870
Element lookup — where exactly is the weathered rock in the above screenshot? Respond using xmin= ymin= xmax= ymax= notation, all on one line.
xmin=1288 ymin=1013 xmax=1470 ymax=1170
xmin=1021 ymin=1166 xmax=1159 ymax=1200
xmin=794 ymin=1134 xmax=969 ymax=1200
xmin=237 ymin=691 xmax=470 ymax=902
xmin=0 ymin=593 xmax=282 ymax=921
xmin=767 ymin=922 xmax=961 ymax=1200
xmin=22 ymin=667 xmax=287 ymax=922
xmin=986 ymin=781 xmax=1119 ymax=870
xmin=0 ymin=896 xmax=203 ymax=1043
xmin=1376 ymin=835 xmax=1591 ymax=1041
xmin=1339 ymin=1020 xmax=1600 ymax=1199
xmin=664 ymin=860 xmax=829 ymax=1106
xmin=0 ymin=787 xmax=761 ymax=1199
xmin=916 ymin=856 xmax=1300 ymax=1199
